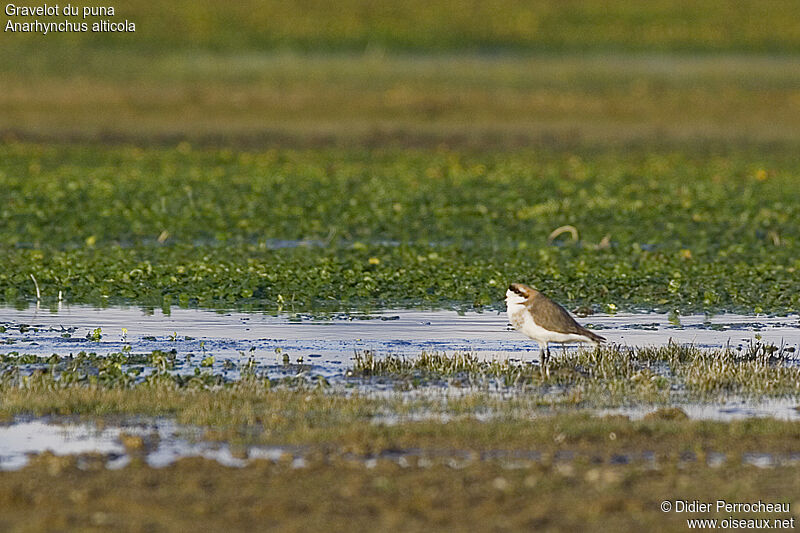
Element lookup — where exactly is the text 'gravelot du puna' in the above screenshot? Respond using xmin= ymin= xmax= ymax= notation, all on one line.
xmin=4 ymin=4 xmax=135 ymax=33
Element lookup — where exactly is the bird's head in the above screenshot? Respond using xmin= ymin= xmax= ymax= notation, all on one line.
xmin=506 ymin=283 xmax=534 ymax=306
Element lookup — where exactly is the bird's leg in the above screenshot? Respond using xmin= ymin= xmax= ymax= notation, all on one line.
xmin=540 ymin=343 xmax=550 ymax=378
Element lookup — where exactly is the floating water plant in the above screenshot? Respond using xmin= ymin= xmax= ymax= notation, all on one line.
xmin=1 ymin=145 xmax=799 ymax=314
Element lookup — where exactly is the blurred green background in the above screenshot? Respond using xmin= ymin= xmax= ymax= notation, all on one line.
xmin=2 ymin=0 xmax=800 ymax=147
xmin=4 ymin=0 xmax=800 ymax=53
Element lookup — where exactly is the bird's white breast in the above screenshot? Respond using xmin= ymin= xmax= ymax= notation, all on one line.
xmin=505 ymin=290 xmax=528 ymax=329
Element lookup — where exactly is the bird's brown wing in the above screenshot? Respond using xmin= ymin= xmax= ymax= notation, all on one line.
xmin=527 ymin=295 xmax=605 ymax=342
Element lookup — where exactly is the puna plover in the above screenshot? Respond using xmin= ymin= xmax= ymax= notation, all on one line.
xmin=505 ymin=283 xmax=605 ymax=363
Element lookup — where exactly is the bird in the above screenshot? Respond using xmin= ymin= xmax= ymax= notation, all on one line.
xmin=505 ymin=283 xmax=605 ymax=363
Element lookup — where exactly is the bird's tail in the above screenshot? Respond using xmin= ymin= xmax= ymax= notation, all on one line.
xmin=583 ymin=329 xmax=606 ymax=344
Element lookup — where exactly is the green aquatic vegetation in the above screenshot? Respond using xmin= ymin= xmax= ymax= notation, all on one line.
xmin=0 ymin=348 xmax=323 ymax=392
xmin=2 ymin=144 xmax=799 ymax=251
xmin=148 ymin=349 xmax=177 ymax=372
xmin=0 ymin=350 xmax=151 ymax=369
xmin=1 ymin=145 xmax=799 ymax=313
xmin=86 ymin=327 xmax=103 ymax=342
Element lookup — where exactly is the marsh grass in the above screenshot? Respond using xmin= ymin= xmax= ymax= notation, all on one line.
xmin=351 ymin=342 xmax=800 ymax=400
xmin=4 ymin=378 xmax=800 ymax=458
xmin=1 ymin=341 xmax=798 ymax=428
xmin=4 ymin=345 xmax=800 ymax=478
xmin=681 ymin=342 xmax=800 ymax=396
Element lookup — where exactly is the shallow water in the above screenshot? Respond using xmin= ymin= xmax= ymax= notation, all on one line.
xmin=1 ymin=304 xmax=799 ymax=421
xmin=598 ymin=398 xmax=800 ymax=422
xmin=3 ymin=416 xmax=799 ymax=471
xmin=0 ymin=417 xmax=281 ymax=471
xmin=0 ymin=419 xmax=125 ymax=470
xmin=1 ymin=305 xmax=798 ymax=377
